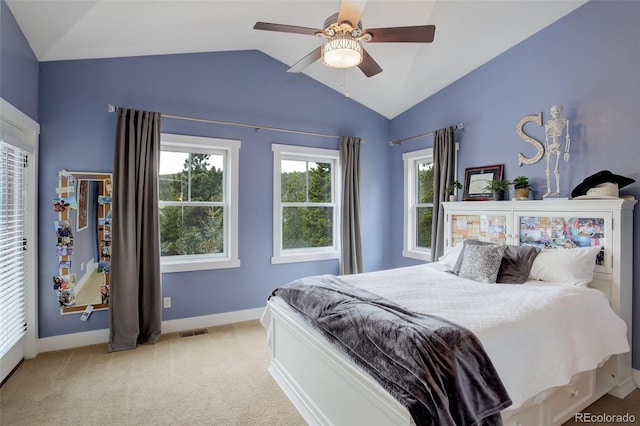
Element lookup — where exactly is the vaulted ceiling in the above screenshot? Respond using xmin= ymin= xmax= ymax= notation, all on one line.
xmin=6 ymin=0 xmax=587 ymax=118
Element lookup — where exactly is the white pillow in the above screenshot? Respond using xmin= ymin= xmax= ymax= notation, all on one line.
xmin=437 ymin=244 xmax=464 ymax=269
xmin=528 ymin=246 xmax=601 ymax=287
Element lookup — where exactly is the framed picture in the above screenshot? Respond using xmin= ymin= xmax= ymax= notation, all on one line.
xmin=463 ymin=164 xmax=503 ymax=201
xmin=76 ymin=179 xmax=88 ymax=231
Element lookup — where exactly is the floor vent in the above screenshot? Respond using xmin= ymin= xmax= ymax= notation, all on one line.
xmin=179 ymin=329 xmax=208 ymax=338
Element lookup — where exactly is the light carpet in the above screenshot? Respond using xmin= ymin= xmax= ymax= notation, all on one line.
xmin=2 ymin=319 xmax=639 ymax=425
xmin=0 ymin=321 xmax=305 ymax=426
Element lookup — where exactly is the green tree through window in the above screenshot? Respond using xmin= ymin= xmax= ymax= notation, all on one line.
xmin=159 ymin=152 xmax=224 ymax=256
xmin=281 ymin=161 xmax=333 ymax=249
xmin=272 ymin=144 xmax=339 ymax=264
xmin=403 ymin=147 xmax=437 ymax=261
xmin=416 ymin=162 xmax=434 ymax=248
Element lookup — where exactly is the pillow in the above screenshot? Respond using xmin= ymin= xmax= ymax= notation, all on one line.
xmin=437 ymin=244 xmax=464 ymax=269
xmin=457 ymin=244 xmax=506 ymax=283
xmin=528 ymin=246 xmax=601 ymax=287
xmin=426 ymin=262 xmax=454 ymax=273
xmin=496 ymin=245 xmax=541 ymax=284
xmin=452 ymin=239 xmax=496 ymax=275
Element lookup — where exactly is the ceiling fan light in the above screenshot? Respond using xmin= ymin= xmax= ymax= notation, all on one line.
xmin=322 ymin=35 xmax=363 ymax=68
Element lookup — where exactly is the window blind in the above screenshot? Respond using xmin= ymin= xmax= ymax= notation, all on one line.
xmin=0 ymin=139 xmax=28 ymax=357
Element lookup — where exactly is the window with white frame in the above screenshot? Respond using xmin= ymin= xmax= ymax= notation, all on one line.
xmin=1 ymin=106 xmax=38 ymax=382
xmin=159 ymin=134 xmax=240 ymax=272
xmin=403 ymin=148 xmax=434 ymax=261
xmin=0 ymin=137 xmax=29 ymax=358
xmin=272 ymin=144 xmax=340 ymax=264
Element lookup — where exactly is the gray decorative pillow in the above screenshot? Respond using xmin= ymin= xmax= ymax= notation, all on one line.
xmin=458 ymin=244 xmax=506 ymax=283
xmin=452 ymin=239 xmax=496 ymax=275
xmin=496 ymin=245 xmax=541 ymax=284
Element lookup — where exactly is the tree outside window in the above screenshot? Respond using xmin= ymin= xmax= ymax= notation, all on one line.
xmin=272 ymin=144 xmax=340 ymax=264
xmin=403 ymin=148 xmax=434 ymax=261
xmin=416 ymin=161 xmax=434 ymax=249
xmin=281 ymin=160 xmax=333 ymax=249
xmin=159 ymin=134 xmax=240 ymax=272
xmin=159 ymin=152 xmax=224 ymax=256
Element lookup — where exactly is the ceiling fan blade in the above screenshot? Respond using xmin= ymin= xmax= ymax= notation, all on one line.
xmin=365 ymin=25 xmax=436 ymax=43
xmin=337 ymin=0 xmax=368 ymax=27
xmin=358 ymin=49 xmax=382 ymax=78
xmin=253 ymin=22 xmax=320 ymax=36
xmin=287 ymin=47 xmax=323 ymax=73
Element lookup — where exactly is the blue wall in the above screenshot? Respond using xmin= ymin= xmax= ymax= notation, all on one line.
xmin=0 ymin=0 xmax=38 ymax=120
xmin=36 ymin=50 xmax=392 ymax=337
xmin=389 ymin=0 xmax=640 ymax=367
xmin=4 ymin=0 xmax=640 ymax=370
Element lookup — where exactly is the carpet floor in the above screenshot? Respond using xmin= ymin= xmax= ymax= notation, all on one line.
xmin=1 ymin=320 xmax=638 ymax=425
xmin=0 ymin=321 xmax=305 ymax=426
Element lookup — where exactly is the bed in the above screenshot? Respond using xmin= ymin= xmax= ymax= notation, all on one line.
xmin=261 ymin=199 xmax=636 ymax=426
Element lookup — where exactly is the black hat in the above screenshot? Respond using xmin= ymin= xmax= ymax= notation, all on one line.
xmin=571 ymin=170 xmax=635 ymax=198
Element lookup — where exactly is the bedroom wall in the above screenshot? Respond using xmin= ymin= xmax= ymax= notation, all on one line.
xmin=0 ymin=0 xmax=38 ymax=120
xmin=6 ymin=0 xmax=640 ymax=373
xmin=388 ymin=0 xmax=640 ymax=369
xmin=36 ymin=50 xmax=392 ymax=338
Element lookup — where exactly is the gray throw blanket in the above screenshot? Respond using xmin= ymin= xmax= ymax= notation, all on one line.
xmin=271 ymin=275 xmax=512 ymax=426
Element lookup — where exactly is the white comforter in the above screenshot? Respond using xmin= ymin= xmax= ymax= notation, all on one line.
xmin=338 ymin=263 xmax=630 ymax=411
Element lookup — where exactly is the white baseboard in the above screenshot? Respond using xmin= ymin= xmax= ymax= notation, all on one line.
xmin=633 ymin=368 xmax=640 ymax=388
xmin=37 ymin=328 xmax=110 ymax=354
xmin=36 ymin=307 xmax=265 ymax=355
xmin=161 ymin=307 xmax=264 ymax=333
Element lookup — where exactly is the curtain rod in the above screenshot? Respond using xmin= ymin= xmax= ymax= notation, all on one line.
xmin=389 ymin=122 xmax=464 ymax=146
xmin=107 ymin=104 xmax=343 ymax=140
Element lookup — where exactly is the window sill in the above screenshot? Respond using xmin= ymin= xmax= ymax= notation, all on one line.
xmin=271 ymin=251 xmax=339 ymax=265
xmin=161 ymin=258 xmax=241 ymax=273
xmin=402 ymin=249 xmax=431 ymax=262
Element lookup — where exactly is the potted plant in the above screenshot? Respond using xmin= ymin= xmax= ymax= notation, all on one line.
xmin=445 ymin=180 xmax=463 ymax=202
xmin=484 ymin=179 xmax=510 ymax=201
xmin=511 ymin=175 xmax=531 ymax=200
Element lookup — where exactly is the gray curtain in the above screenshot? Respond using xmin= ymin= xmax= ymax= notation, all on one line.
xmin=339 ymin=136 xmax=363 ymax=275
xmin=430 ymin=126 xmax=457 ymax=261
xmin=108 ymin=108 xmax=162 ymax=352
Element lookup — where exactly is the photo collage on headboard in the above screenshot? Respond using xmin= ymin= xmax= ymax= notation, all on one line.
xmin=450 ymin=214 xmax=507 ymax=246
xmin=519 ymin=216 xmax=606 ymax=269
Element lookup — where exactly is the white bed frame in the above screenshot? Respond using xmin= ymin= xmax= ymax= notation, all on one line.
xmin=265 ymin=200 xmax=636 ymax=426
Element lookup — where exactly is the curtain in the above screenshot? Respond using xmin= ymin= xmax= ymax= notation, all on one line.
xmin=431 ymin=126 xmax=457 ymax=261
xmin=108 ymin=108 xmax=162 ymax=352
xmin=339 ymin=136 xmax=363 ymax=275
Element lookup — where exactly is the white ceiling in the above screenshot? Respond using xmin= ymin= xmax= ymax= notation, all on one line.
xmin=6 ymin=0 xmax=587 ymax=119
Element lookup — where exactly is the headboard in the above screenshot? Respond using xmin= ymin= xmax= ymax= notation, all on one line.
xmin=443 ymin=199 xmax=636 ymax=395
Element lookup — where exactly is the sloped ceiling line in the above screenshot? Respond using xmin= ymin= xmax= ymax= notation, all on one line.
xmin=6 ymin=0 xmax=588 ymax=119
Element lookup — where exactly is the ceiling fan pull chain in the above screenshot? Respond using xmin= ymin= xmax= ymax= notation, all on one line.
xmin=341 ymin=68 xmax=351 ymax=98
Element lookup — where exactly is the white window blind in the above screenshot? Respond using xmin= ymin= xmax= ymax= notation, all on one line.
xmin=0 ymin=139 xmax=28 ymax=357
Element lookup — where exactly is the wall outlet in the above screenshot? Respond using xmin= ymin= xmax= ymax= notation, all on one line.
xmin=163 ymin=297 xmax=171 ymax=309
xmin=80 ymin=262 xmax=85 ymax=271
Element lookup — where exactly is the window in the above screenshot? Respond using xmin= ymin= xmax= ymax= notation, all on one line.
xmin=159 ymin=134 xmax=240 ymax=272
xmin=1 ymin=103 xmax=38 ymax=383
xmin=403 ymin=148 xmax=434 ymax=261
xmin=272 ymin=144 xmax=340 ymax=264
xmin=0 ymin=138 xmax=28 ymax=357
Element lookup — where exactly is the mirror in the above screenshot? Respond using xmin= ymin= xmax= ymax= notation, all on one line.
xmin=54 ymin=171 xmax=112 ymax=314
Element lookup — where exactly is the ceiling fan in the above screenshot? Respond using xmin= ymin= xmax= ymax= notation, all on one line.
xmin=253 ymin=0 xmax=436 ymax=78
